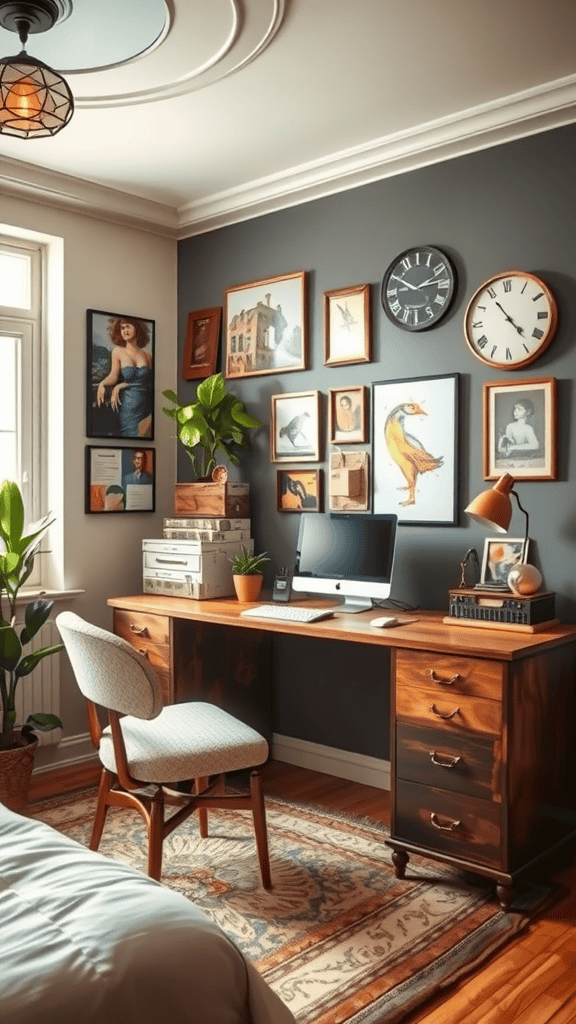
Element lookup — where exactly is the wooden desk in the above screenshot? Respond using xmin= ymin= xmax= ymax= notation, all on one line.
xmin=108 ymin=593 xmax=576 ymax=909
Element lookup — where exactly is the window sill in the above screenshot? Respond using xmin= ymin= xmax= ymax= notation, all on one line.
xmin=13 ymin=587 xmax=85 ymax=606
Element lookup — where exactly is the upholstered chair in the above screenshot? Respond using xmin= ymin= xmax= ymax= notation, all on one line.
xmin=56 ymin=611 xmax=271 ymax=887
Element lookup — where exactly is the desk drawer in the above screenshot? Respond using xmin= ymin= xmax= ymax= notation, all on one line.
xmin=396 ymin=650 xmax=503 ymax=701
xmin=396 ymin=723 xmax=502 ymax=801
xmin=394 ymin=780 xmax=502 ymax=867
xmin=396 ymin=684 xmax=501 ymax=737
xmin=113 ymin=610 xmax=172 ymax=701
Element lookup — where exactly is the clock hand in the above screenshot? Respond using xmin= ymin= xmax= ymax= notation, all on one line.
xmin=495 ymin=301 xmax=525 ymax=336
xmin=390 ymin=274 xmax=420 ymax=291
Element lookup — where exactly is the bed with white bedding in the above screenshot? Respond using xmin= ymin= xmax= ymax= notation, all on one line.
xmin=0 ymin=801 xmax=295 ymax=1024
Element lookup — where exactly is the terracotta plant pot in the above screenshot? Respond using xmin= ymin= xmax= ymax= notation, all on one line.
xmin=0 ymin=731 xmax=38 ymax=812
xmin=233 ymin=574 xmax=264 ymax=602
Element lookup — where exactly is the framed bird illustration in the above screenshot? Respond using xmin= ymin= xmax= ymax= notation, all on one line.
xmin=270 ymin=390 xmax=321 ymax=462
xmin=372 ymin=374 xmax=459 ymax=526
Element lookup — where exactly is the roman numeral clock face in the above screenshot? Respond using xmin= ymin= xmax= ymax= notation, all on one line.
xmin=464 ymin=271 xmax=558 ymax=369
xmin=381 ymin=246 xmax=456 ymax=331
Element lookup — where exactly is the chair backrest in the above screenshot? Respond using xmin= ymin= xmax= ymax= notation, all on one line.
xmin=56 ymin=611 xmax=163 ymax=720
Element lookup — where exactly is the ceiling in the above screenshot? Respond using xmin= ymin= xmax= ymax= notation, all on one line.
xmin=1 ymin=0 xmax=576 ymax=239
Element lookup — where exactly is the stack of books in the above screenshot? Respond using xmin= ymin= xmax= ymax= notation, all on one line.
xmin=142 ymin=516 xmax=253 ymax=600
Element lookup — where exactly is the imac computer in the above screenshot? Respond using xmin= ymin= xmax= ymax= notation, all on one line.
xmin=292 ymin=513 xmax=398 ymax=613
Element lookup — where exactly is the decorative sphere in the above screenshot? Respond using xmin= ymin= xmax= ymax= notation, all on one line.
xmin=508 ymin=563 xmax=542 ymax=596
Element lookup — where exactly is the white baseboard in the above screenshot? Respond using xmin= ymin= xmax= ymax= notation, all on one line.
xmin=32 ymin=732 xmax=97 ymax=775
xmin=272 ymin=734 xmax=390 ymax=791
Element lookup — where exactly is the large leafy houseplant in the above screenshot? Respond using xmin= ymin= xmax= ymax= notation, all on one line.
xmin=0 ymin=480 xmax=63 ymax=751
xmin=162 ymin=373 xmax=262 ymax=480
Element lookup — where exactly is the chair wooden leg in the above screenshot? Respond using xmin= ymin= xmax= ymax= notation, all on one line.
xmin=147 ymin=789 xmax=165 ymax=880
xmin=195 ymin=776 xmax=209 ymax=837
xmin=250 ymin=770 xmax=271 ymax=890
xmin=89 ymin=767 xmax=114 ymax=851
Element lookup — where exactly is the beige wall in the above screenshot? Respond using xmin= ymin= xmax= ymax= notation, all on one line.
xmin=0 ymin=196 xmax=177 ymax=771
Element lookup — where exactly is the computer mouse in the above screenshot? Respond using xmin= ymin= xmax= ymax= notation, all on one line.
xmin=369 ymin=615 xmax=398 ymax=628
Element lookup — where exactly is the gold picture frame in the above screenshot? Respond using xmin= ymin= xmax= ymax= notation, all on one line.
xmin=323 ymin=283 xmax=371 ymax=366
xmin=224 ymin=270 xmax=307 ymax=378
xmin=328 ymin=385 xmax=368 ymax=443
xmin=270 ymin=390 xmax=321 ymax=462
xmin=483 ymin=377 xmax=557 ymax=480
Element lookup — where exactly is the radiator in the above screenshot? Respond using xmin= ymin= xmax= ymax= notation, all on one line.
xmin=14 ymin=617 xmax=62 ymax=747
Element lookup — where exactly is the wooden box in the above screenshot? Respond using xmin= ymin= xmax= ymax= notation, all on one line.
xmin=174 ymin=482 xmax=250 ymax=518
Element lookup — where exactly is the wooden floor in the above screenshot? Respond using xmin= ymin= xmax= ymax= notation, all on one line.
xmin=260 ymin=760 xmax=576 ymax=1024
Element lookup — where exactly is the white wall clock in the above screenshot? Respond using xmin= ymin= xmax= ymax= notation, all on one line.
xmin=464 ymin=270 xmax=558 ymax=370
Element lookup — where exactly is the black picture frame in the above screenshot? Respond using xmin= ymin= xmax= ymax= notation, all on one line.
xmin=86 ymin=308 xmax=155 ymax=440
xmin=85 ymin=445 xmax=156 ymax=513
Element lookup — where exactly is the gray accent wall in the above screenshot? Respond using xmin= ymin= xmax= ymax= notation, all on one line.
xmin=177 ymin=123 xmax=576 ymax=759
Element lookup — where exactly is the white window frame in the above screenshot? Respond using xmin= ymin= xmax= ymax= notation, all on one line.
xmin=0 ymin=236 xmax=45 ymax=585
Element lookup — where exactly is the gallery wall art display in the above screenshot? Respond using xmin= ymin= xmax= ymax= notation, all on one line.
xmin=85 ymin=446 xmax=155 ymax=513
xmin=483 ymin=377 xmax=557 ymax=480
xmin=277 ymin=469 xmax=322 ymax=512
xmin=224 ymin=271 xmax=307 ymax=378
xmin=323 ymin=283 xmax=371 ymax=366
xmin=87 ymin=309 xmax=155 ymax=440
xmin=328 ymin=385 xmax=368 ymax=443
xmin=181 ymin=306 xmax=221 ymax=380
xmin=270 ymin=390 xmax=321 ymax=462
xmin=372 ymin=373 xmax=459 ymax=526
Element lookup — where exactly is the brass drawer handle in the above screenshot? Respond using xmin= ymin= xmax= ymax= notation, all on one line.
xmin=130 ymin=624 xmax=149 ymax=636
xmin=430 ymin=812 xmax=461 ymax=832
xmin=429 ymin=751 xmax=461 ymax=768
xmin=429 ymin=669 xmax=460 ymax=686
xmin=429 ymin=703 xmax=460 ymax=719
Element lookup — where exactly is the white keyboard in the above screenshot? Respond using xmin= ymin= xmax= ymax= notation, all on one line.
xmin=240 ymin=604 xmax=334 ymax=623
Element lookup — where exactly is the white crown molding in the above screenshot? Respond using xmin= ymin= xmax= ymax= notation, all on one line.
xmin=176 ymin=73 xmax=576 ymax=238
xmin=1 ymin=73 xmax=575 ymax=239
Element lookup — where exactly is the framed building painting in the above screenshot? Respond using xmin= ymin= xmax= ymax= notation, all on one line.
xmin=87 ymin=309 xmax=155 ymax=440
xmin=372 ymin=373 xmax=459 ymax=526
xmin=85 ymin=446 xmax=155 ymax=513
xmin=224 ymin=271 xmax=307 ymax=378
xmin=483 ymin=377 xmax=557 ymax=481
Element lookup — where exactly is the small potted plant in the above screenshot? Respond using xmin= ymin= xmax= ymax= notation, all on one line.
xmin=0 ymin=480 xmax=63 ymax=810
xmin=229 ymin=547 xmax=270 ymax=603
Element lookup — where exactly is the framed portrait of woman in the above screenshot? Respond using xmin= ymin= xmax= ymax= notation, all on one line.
xmin=86 ymin=309 xmax=155 ymax=440
xmin=483 ymin=377 xmax=557 ymax=480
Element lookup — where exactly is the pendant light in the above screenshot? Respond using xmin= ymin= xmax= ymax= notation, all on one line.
xmin=0 ymin=0 xmax=74 ymax=138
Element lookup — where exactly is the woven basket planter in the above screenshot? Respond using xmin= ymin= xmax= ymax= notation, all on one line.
xmin=0 ymin=732 xmax=38 ymax=812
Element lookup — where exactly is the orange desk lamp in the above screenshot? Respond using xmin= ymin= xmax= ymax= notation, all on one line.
xmin=465 ymin=473 xmax=542 ymax=595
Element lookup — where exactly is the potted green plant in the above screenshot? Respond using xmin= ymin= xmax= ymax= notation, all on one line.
xmin=162 ymin=373 xmax=262 ymax=481
xmin=229 ymin=547 xmax=270 ymax=602
xmin=0 ymin=480 xmax=63 ymax=810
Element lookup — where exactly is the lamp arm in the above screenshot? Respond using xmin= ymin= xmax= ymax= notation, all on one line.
xmin=511 ymin=490 xmax=529 ymax=563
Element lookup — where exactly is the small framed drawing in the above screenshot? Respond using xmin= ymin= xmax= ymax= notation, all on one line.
xmin=224 ymin=270 xmax=307 ymax=378
xmin=480 ymin=537 xmax=528 ymax=588
xmin=328 ymin=385 xmax=368 ymax=443
xmin=182 ymin=306 xmax=221 ymax=380
xmin=277 ymin=469 xmax=322 ymax=512
xmin=86 ymin=309 xmax=155 ymax=440
xmin=85 ymin=446 xmax=155 ymax=513
xmin=483 ymin=377 xmax=557 ymax=480
xmin=323 ymin=283 xmax=371 ymax=366
xmin=372 ymin=373 xmax=459 ymax=526
xmin=270 ymin=390 xmax=321 ymax=462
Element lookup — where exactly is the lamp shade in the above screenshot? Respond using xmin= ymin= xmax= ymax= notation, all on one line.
xmin=0 ymin=51 xmax=73 ymax=137
xmin=464 ymin=473 xmax=515 ymax=533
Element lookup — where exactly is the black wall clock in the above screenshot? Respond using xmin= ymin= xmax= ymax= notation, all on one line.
xmin=464 ymin=270 xmax=558 ymax=370
xmin=381 ymin=245 xmax=457 ymax=331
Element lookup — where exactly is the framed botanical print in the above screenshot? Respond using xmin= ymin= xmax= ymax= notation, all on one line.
xmin=328 ymin=385 xmax=368 ymax=443
xmin=277 ymin=469 xmax=322 ymax=511
xmin=87 ymin=309 xmax=155 ymax=440
xmin=85 ymin=446 xmax=155 ymax=513
xmin=224 ymin=271 xmax=307 ymax=378
xmin=323 ymin=283 xmax=371 ymax=366
xmin=270 ymin=390 xmax=321 ymax=462
xmin=182 ymin=306 xmax=221 ymax=380
xmin=483 ymin=377 xmax=557 ymax=480
xmin=372 ymin=373 xmax=459 ymax=526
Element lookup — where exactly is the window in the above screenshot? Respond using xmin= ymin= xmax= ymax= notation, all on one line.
xmin=0 ymin=237 xmax=44 ymax=585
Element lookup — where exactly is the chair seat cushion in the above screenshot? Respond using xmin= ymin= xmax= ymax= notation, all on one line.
xmin=99 ymin=702 xmax=268 ymax=783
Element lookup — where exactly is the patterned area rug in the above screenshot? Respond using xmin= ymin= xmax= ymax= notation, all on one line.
xmin=30 ymin=789 xmax=556 ymax=1024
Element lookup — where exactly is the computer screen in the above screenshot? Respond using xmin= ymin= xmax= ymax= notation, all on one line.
xmin=292 ymin=513 xmax=398 ymax=613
